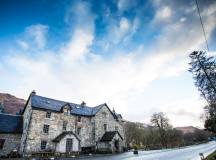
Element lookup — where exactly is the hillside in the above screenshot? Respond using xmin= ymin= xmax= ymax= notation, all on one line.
xmin=0 ymin=93 xmax=26 ymax=114
xmin=175 ymin=126 xmax=200 ymax=134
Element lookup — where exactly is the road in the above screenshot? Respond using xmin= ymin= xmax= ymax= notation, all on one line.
xmin=80 ymin=141 xmax=216 ymax=160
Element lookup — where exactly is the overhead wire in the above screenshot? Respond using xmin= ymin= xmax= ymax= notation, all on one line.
xmin=195 ymin=0 xmax=210 ymax=52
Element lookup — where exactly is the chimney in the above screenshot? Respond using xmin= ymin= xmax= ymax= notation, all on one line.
xmin=81 ymin=101 xmax=86 ymax=107
xmin=112 ymin=107 xmax=115 ymax=113
xmin=31 ymin=90 xmax=36 ymax=95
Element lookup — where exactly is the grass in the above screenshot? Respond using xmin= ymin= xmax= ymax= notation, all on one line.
xmin=206 ymin=150 xmax=216 ymax=160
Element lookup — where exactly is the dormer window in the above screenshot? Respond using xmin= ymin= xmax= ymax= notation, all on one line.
xmin=46 ymin=111 xmax=51 ymax=118
xmin=63 ymin=108 xmax=70 ymax=116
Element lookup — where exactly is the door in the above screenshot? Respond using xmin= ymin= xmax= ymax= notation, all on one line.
xmin=114 ymin=140 xmax=119 ymax=152
xmin=66 ymin=138 xmax=73 ymax=153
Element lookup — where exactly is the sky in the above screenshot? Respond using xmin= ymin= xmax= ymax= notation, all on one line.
xmin=0 ymin=0 xmax=216 ymax=127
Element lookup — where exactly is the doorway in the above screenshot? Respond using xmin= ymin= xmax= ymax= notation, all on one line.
xmin=66 ymin=138 xmax=73 ymax=153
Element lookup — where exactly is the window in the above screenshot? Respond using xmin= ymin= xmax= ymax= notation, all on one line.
xmin=0 ymin=139 xmax=5 ymax=150
xmin=102 ymin=112 xmax=107 ymax=118
xmin=104 ymin=124 xmax=107 ymax=131
xmin=63 ymin=121 xmax=67 ymax=131
xmin=41 ymin=140 xmax=47 ymax=150
xmin=43 ymin=124 xmax=49 ymax=133
xmin=77 ymin=127 xmax=81 ymax=135
xmin=77 ymin=116 xmax=81 ymax=122
xmin=46 ymin=111 xmax=51 ymax=118
xmin=115 ymin=126 xmax=118 ymax=131
xmin=64 ymin=108 xmax=70 ymax=116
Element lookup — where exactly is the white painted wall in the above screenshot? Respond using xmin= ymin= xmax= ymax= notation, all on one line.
xmin=55 ymin=134 xmax=80 ymax=153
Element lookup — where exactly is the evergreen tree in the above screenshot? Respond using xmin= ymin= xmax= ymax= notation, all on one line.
xmin=189 ymin=51 xmax=216 ymax=133
xmin=189 ymin=51 xmax=216 ymax=103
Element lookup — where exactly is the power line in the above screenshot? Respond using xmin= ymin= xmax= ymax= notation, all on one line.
xmin=195 ymin=0 xmax=209 ymax=52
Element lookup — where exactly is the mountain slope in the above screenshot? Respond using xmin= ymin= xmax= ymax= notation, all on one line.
xmin=175 ymin=126 xmax=200 ymax=134
xmin=0 ymin=93 xmax=26 ymax=114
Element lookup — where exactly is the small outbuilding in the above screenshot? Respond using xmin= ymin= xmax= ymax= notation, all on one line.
xmin=98 ymin=131 xmax=124 ymax=153
xmin=53 ymin=131 xmax=81 ymax=153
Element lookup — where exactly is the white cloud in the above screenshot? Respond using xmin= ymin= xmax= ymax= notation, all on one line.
xmin=25 ymin=24 xmax=48 ymax=49
xmin=60 ymin=29 xmax=94 ymax=63
xmin=105 ymin=17 xmax=139 ymax=45
xmin=17 ymin=40 xmax=29 ymax=50
xmin=120 ymin=17 xmax=130 ymax=32
xmin=154 ymin=6 xmax=172 ymax=21
xmin=117 ymin=0 xmax=137 ymax=12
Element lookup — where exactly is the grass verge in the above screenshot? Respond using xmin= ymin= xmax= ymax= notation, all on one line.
xmin=206 ymin=150 xmax=216 ymax=160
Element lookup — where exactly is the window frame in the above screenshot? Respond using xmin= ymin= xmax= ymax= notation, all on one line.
xmin=102 ymin=112 xmax=107 ymax=118
xmin=77 ymin=127 xmax=81 ymax=135
xmin=104 ymin=124 xmax=107 ymax=131
xmin=63 ymin=108 xmax=70 ymax=116
xmin=63 ymin=121 xmax=67 ymax=131
xmin=43 ymin=124 xmax=50 ymax=134
xmin=45 ymin=111 xmax=51 ymax=118
xmin=40 ymin=140 xmax=47 ymax=150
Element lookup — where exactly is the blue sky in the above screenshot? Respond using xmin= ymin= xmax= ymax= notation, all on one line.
xmin=0 ymin=0 xmax=216 ymax=127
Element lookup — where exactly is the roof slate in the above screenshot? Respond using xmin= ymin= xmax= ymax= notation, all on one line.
xmin=0 ymin=113 xmax=23 ymax=133
xmin=31 ymin=94 xmax=108 ymax=117
xmin=100 ymin=131 xmax=123 ymax=142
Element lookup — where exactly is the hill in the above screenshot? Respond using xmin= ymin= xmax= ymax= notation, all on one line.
xmin=175 ymin=126 xmax=200 ymax=134
xmin=0 ymin=93 xmax=26 ymax=114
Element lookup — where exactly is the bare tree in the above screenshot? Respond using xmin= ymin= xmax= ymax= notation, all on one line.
xmin=151 ymin=112 xmax=171 ymax=147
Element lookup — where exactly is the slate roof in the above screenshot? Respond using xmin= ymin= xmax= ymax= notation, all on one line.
xmin=112 ymin=112 xmax=122 ymax=120
xmin=100 ymin=131 xmax=123 ymax=142
xmin=30 ymin=94 xmax=119 ymax=118
xmin=0 ymin=113 xmax=23 ymax=133
xmin=53 ymin=131 xmax=80 ymax=142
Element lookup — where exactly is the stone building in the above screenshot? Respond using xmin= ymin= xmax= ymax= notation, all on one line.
xmin=0 ymin=91 xmax=125 ymax=156
xmin=0 ymin=113 xmax=22 ymax=156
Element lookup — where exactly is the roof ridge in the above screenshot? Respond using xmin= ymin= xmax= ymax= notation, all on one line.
xmin=32 ymin=94 xmax=94 ymax=108
xmin=93 ymin=103 xmax=106 ymax=108
xmin=32 ymin=94 xmax=69 ymax=104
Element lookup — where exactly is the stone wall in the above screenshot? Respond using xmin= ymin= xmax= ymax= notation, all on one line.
xmin=93 ymin=105 xmax=125 ymax=149
xmin=20 ymin=97 xmax=32 ymax=154
xmin=77 ymin=116 xmax=94 ymax=147
xmin=0 ymin=134 xmax=21 ymax=156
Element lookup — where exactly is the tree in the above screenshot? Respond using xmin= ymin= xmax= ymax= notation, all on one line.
xmin=150 ymin=112 xmax=171 ymax=147
xmin=189 ymin=51 xmax=216 ymax=103
xmin=189 ymin=51 xmax=216 ymax=133
xmin=204 ymin=103 xmax=216 ymax=133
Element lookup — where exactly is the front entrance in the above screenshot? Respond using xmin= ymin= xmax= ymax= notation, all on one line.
xmin=66 ymin=138 xmax=73 ymax=153
xmin=114 ymin=140 xmax=119 ymax=152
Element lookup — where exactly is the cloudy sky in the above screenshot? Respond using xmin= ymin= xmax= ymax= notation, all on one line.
xmin=0 ymin=0 xmax=216 ymax=127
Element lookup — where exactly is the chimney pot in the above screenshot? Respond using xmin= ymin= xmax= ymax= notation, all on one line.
xmin=31 ymin=90 xmax=36 ymax=95
xmin=81 ymin=101 xmax=86 ymax=107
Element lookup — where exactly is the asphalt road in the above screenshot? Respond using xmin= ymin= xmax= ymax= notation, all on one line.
xmin=79 ymin=141 xmax=216 ymax=160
